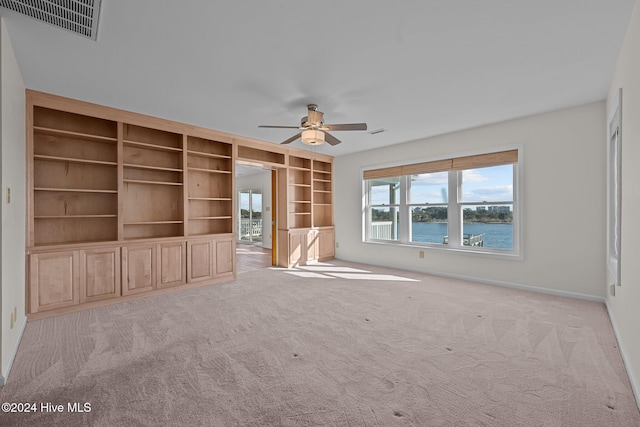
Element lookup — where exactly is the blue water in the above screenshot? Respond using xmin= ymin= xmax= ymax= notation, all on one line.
xmin=411 ymin=222 xmax=513 ymax=250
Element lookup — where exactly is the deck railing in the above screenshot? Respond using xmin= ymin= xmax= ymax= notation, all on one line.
xmin=240 ymin=218 xmax=262 ymax=239
xmin=370 ymin=221 xmax=393 ymax=240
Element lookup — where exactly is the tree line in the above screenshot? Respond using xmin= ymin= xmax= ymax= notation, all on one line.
xmin=372 ymin=206 xmax=512 ymax=223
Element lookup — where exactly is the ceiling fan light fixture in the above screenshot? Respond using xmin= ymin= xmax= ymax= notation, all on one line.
xmin=301 ymin=129 xmax=325 ymax=146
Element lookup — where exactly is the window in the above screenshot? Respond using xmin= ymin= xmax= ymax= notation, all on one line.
xmin=607 ymin=89 xmax=622 ymax=286
xmin=409 ymin=171 xmax=448 ymax=244
xmin=368 ymin=177 xmax=400 ymax=241
xmin=364 ymin=149 xmax=520 ymax=256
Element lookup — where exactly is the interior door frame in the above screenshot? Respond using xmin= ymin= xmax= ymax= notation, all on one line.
xmin=235 ymin=161 xmax=279 ymax=266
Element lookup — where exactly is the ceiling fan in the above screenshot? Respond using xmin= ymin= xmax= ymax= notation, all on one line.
xmin=259 ymin=104 xmax=367 ymax=146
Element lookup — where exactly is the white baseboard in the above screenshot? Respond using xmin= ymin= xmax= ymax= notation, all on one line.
xmin=336 ymin=256 xmax=606 ymax=303
xmin=0 ymin=316 xmax=27 ymax=386
xmin=605 ymin=301 xmax=640 ymax=412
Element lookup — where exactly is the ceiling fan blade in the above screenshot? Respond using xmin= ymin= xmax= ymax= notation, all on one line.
xmin=323 ymin=123 xmax=368 ymax=131
xmin=259 ymin=125 xmax=300 ymax=129
xmin=324 ymin=132 xmax=341 ymax=146
xmin=280 ymin=132 xmax=303 ymax=145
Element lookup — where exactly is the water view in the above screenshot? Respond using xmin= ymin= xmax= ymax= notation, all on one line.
xmin=411 ymin=222 xmax=513 ymax=250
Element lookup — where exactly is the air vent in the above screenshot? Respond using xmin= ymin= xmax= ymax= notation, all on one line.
xmin=0 ymin=0 xmax=102 ymax=40
xmin=369 ymin=128 xmax=386 ymax=135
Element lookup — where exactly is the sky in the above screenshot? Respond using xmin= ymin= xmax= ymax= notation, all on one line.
xmin=370 ymin=164 xmax=514 ymax=205
xmin=239 ymin=190 xmax=263 ymax=212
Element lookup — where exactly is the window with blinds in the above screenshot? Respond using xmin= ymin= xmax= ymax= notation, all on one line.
xmin=364 ymin=149 xmax=520 ymax=255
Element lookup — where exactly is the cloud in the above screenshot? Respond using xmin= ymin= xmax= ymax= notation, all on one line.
xmin=463 ymin=185 xmax=513 ymax=202
xmin=462 ymin=169 xmax=489 ymax=183
xmin=411 ymin=172 xmax=448 ymax=185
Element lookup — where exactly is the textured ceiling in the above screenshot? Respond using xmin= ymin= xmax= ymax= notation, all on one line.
xmin=2 ymin=0 xmax=635 ymax=156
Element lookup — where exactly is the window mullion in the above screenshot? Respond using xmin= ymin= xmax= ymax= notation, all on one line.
xmin=399 ymin=175 xmax=410 ymax=243
xmin=448 ymin=170 xmax=461 ymax=248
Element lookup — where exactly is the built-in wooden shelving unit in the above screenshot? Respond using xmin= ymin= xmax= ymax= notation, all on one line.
xmin=26 ymin=90 xmax=334 ymax=318
xmin=186 ymin=136 xmax=233 ymax=236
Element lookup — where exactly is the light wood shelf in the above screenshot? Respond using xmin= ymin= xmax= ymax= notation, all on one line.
xmin=123 ymin=179 xmax=183 ymax=186
xmin=187 ymin=167 xmax=232 ymax=174
xmin=187 ymin=150 xmax=231 ymax=159
xmin=34 ymin=155 xmax=117 ymax=166
xmin=124 ymin=221 xmax=184 ymax=225
xmin=35 ymin=215 xmax=117 ymax=219
xmin=123 ymin=139 xmax=183 ymax=152
xmin=34 ymin=126 xmax=117 ymax=144
xmin=124 ymin=163 xmax=182 ymax=173
xmin=34 ymin=187 xmax=118 ymax=193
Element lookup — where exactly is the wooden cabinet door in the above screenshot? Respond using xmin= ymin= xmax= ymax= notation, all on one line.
xmin=318 ymin=228 xmax=335 ymax=260
xmin=306 ymin=230 xmax=318 ymax=263
xmin=158 ymin=241 xmax=186 ymax=289
xmin=81 ymin=247 xmax=121 ymax=303
xmin=215 ymin=238 xmax=234 ymax=277
xmin=30 ymin=251 xmax=80 ymax=313
xmin=187 ymin=239 xmax=214 ymax=283
xmin=288 ymin=231 xmax=305 ymax=267
xmin=122 ymin=244 xmax=156 ymax=295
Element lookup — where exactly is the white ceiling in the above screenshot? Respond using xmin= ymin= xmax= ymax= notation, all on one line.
xmin=2 ymin=1 xmax=635 ymax=156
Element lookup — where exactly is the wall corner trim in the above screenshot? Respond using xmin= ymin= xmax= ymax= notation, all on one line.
xmin=606 ymin=301 xmax=640 ymax=412
xmin=0 ymin=317 xmax=27 ymax=386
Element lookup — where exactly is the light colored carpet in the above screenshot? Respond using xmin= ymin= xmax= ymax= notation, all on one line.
xmin=1 ymin=260 xmax=638 ymax=426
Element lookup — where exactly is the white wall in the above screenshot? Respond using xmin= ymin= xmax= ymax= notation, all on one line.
xmin=0 ymin=17 xmax=26 ymax=385
xmin=236 ymin=169 xmax=273 ymax=249
xmin=335 ymin=101 xmax=606 ymax=299
xmin=606 ymin=0 xmax=640 ymax=405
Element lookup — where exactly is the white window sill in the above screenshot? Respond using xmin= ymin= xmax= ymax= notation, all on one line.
xmin=363 ymin=239 xmax=523 ymax=261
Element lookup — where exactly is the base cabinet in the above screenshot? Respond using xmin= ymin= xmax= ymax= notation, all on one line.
xmin=81 ymin=247 xmax=121 ymax=303
xmin=318 ymin=228 xmax=335 ymax=260
xmin=187 ymin=236 xmax=235 ymax=282
xmin=29 ymin=250 xmax=80 ymax=314
xmin=187 ymin=239 xmax=214 ymax=283
xmin=28 ymin=235 xmax=235 ymax=317
xmin=158 ymin=241 xmax=187 ymax=289
xmin=279 ymin=227 xmax=335 ymax=268
xmin=122 ymin=244 xmax=157 ymax=296
xmin=215 ymin=239 xmax=234 ymax=277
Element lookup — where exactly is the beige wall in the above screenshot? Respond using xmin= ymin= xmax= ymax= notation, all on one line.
xmin=606 ymin=0 xmax=640 ymax=404
xmin=0 ymin=17 xmax=26 ymax=384
xmin=335 ymin=101 xmax=606 ymax=300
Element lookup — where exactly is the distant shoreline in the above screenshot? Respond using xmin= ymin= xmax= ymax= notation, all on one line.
xmin=414 ymin=220 xmax=512 ymax=224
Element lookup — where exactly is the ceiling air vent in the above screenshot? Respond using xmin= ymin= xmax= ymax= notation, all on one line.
xmin=0 ymin=0 xmax=102 ymax=40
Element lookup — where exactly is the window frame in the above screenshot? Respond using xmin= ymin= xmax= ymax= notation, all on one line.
xmin=362 ymin=147 xmax=522 ymax=259
xmin=607 ymin=89 xmax=622 ymax=286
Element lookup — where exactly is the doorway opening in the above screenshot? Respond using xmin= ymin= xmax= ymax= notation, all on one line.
xmin=235 ymin=163 xmax=277 ymax=272
xmin=238 ymin=189 xmax=262 ymax=244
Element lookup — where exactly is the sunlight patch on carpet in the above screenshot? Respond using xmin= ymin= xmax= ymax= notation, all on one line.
xmin=326 ymin=273 xmax=419 ymax=282
xmin=284 ymin=271 xmax=334 ymax=279
xmin=279 ymin=263 xmax=419 ymax=281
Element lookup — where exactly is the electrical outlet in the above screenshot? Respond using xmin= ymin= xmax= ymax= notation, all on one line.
xmin=335 ymin=242 xmax=339 ymax=249
xmin=610 ymin=284 xmax=616 ymax=297
xmin=419 ymin=250 xmax=425 ymax=259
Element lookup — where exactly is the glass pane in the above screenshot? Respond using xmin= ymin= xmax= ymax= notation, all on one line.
xmin=369 ymin=177 xmax=400 ymax=205
xmin=461 ymin=164 xmax=513 ymax=203
xmin=462 ymin=205 xmax=513 ymax=250
xmin=239 ymin=191 xmax=251 ymax=241
xmin=370 ymin=207 xmax=399 ymax=240
xmin=411 ymin=206 xmax=448 ymax=244
xmin=251 ymin=191 xmax=262 ymax=242
xmin=409 ymin=172 xmax=448 ymax=204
